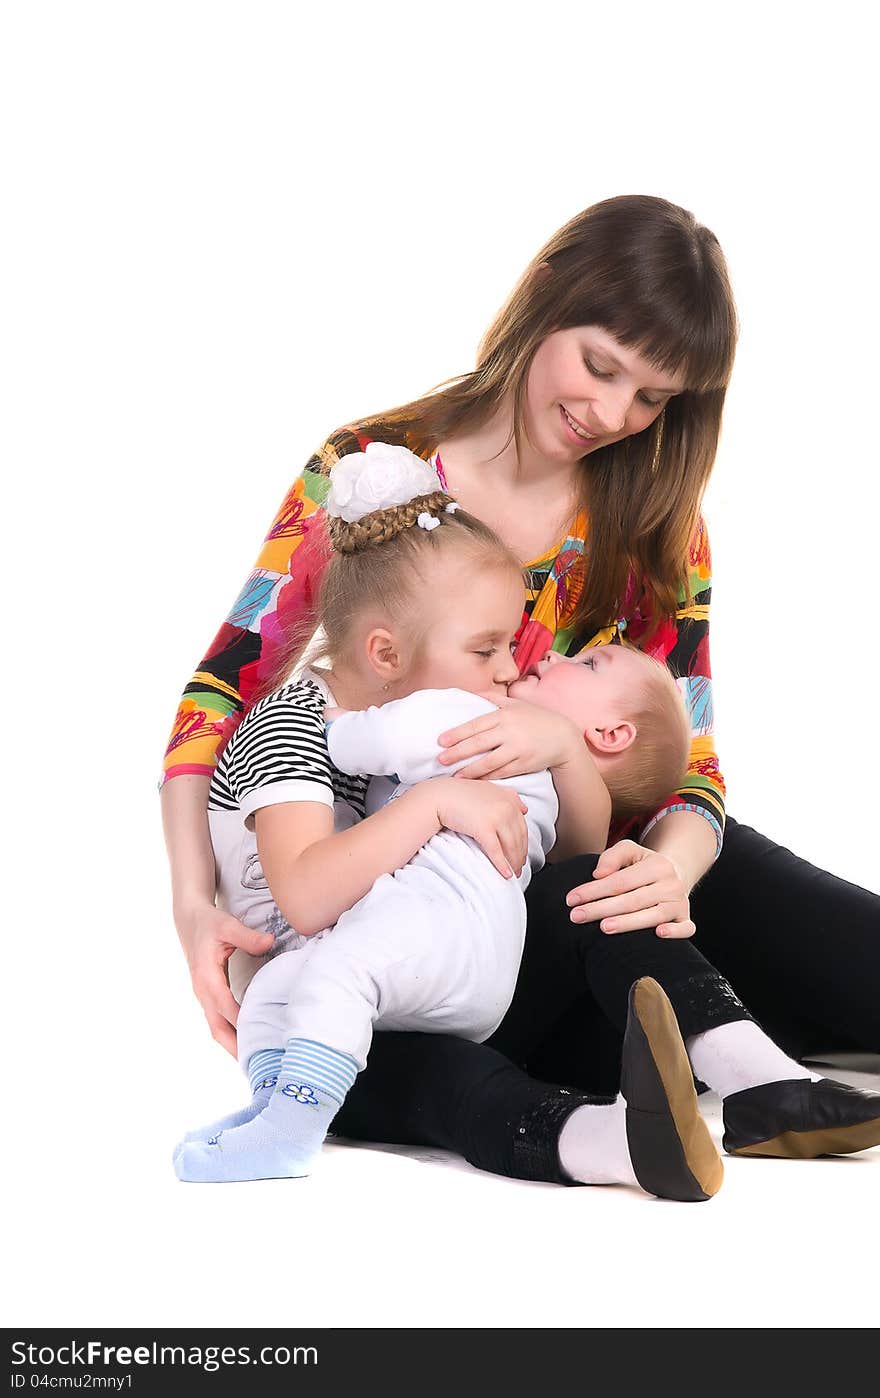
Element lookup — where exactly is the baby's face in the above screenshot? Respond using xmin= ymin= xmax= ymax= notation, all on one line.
xmin=508 ymin=645 xmax=650 ymax=732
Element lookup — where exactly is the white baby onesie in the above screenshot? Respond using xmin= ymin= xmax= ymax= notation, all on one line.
xmin=236 ymin=688 xmax=559 ymax=1070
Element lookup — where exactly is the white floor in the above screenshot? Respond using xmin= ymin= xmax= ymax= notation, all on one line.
xmin=7 ymin=1041 xmax=878 ymax=1331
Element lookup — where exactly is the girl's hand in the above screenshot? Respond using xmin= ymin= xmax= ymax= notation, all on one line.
xmin=176 ymin=902 xmax=275 ymax=1054
xmin=564 ymin=839 xmax=695 ymax=938
xmin=436 ymin=695 xmax=581 ymax=781
xmin=430 ymin=776 xmax=529 ymax=879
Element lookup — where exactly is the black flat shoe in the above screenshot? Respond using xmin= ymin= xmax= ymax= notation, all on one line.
xmin=622 ymin=978 xmax=724 ymax=1202
xmin=723 ymin=1076 xmax=880 ymax=1158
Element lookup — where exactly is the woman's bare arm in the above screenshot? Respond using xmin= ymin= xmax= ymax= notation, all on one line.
xmin=161 ymin=775 xmax=275 ymax=1053
xmin=642 ymin=808 xmax=718 ymax=893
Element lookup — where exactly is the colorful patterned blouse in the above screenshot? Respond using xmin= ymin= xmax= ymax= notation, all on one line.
xmin=162 ymin=425 xmax=725 ymax=853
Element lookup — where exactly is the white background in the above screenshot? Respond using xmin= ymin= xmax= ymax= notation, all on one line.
xmin=3 ymin=1 xmax=878 ymax=1333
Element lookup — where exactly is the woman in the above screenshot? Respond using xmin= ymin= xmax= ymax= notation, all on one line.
xmin=161 ymin=195 xmax=880 ymax=1182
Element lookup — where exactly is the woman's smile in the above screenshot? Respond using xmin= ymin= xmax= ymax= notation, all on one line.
xmin=560 ymin=404 xmax=598 ymax=444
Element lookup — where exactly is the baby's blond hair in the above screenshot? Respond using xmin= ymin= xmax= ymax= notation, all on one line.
xmin=598 ymin=647 xmax=691 ymax=822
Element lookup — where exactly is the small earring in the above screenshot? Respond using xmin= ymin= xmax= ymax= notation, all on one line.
xmin=382 ymin=682 xmax=390 ymax=691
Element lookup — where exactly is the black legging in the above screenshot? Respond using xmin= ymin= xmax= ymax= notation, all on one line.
xmin=331 ymin=819 xmax=880 ymax=1182
xmin=526 ymin=817 xmax=880 ymax=1090
xmin=691 ymin=818 xmax=880 ymax=1055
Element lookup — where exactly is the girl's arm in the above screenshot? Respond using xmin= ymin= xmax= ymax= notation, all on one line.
xmin=256 ymin=777 xmax=529 ymax=938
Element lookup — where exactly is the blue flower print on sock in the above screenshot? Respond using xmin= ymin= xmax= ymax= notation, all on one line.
xmin=281 ymin=1083 xmax=320 ymax=1106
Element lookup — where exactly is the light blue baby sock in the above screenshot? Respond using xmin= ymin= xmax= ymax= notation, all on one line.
xmin=174 ymin=1050 xmax=283 ymax=1155
xmin=174 ymin=1039 xmax=358 ymax=1183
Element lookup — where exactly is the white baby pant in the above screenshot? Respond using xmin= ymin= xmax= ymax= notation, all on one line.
xmin=237 ymin=688 xmax=558 ymax=1071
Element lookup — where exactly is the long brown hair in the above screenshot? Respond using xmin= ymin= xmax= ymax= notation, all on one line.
xmin=344 ymin=194 xmax=738 ymax=639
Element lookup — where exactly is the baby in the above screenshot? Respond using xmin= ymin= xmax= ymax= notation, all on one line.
xmin=174 ymin=443 xmax=702 ymax=1195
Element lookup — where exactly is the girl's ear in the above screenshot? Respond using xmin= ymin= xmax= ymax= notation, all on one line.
xmin=364 ymin=626 xmax=404 ymax=687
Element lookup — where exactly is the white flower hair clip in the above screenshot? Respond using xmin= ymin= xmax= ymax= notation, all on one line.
xmin=417 ymin=512 xmax=440 ymax=531
xmin=326 ymin=441 xmax=443 ymax=524
xmin=445 ymin=501 xmax=460 ymax=514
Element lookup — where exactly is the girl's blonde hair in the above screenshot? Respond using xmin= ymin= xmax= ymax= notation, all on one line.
xmin=279 ymin=491 xmax=523 ymax=681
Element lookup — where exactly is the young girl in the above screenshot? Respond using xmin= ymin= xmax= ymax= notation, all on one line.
xmin=174 ymin=443 xmax=722 ymax=1200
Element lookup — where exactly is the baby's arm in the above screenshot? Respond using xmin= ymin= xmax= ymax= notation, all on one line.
xmin=329 ymin=688 xmax=609 ymax=858
xmin=327 ymin=689 xmax=498 ymax=785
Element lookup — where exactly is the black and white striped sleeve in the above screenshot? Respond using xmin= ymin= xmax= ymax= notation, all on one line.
xmin=224 ymin=681 xmax=335 ymax=824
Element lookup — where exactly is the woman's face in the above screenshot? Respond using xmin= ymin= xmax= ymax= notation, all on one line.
xmin=524 ymin=325 xmax=687 ymax=461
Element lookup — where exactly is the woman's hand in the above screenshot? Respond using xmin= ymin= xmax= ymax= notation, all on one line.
xmin=564 ymin=839 xmax=695 ymax=938
xmin=176 ymin=902 xmax=275 ymax=1055
xmin=436 ymin=695 xmax=581 ymax=780
xmin=430 ymin=776 xmax=529 ymax=879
